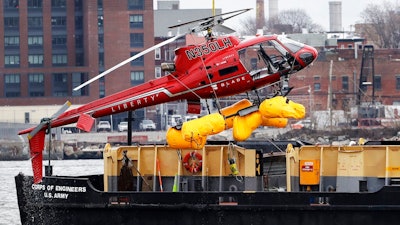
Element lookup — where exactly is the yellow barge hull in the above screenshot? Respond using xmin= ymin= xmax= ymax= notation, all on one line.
xmin=15 ymin=142 xmax=400 ymax=225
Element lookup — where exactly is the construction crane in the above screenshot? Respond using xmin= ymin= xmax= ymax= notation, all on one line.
xmin=356 ymin=45 xmax=384 ymax=127
xmin=357 ymin=45 xmax=375 ymax=105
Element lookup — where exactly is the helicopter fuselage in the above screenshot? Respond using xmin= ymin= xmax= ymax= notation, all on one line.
xmin=19 ymin=34 xmax=317 ymax=134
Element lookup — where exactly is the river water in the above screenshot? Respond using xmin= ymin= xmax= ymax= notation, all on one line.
xmin=0 ymin=159 xmax=103 ymax=225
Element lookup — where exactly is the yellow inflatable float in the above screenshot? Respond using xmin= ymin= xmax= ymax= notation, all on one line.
xmin=166 ymin=96 xmax=305 ymax=148
xmin=166 ymin=127 xmax=207 ymax=150
xmin=259 ymin=96 xmax=305 ymax=119
xmin=220 ymin=99 xmax=253 ymax=129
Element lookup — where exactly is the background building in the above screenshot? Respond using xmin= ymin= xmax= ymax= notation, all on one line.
xmin=2 ymin=0 xmax=400 ymax=130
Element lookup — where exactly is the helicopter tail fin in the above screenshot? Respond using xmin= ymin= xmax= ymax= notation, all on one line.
xmin=28 ymin=130 xmax=46 ymax=183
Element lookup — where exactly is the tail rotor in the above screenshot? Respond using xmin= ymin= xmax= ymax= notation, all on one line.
xmin=26 ymin=101 xmax=71 ymax=183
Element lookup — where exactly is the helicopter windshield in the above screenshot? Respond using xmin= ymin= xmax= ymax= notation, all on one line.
xmin=277 ymin=36 xmax=304 ymax=53
xmin=239 ymin=40 xmax=291 ymax=75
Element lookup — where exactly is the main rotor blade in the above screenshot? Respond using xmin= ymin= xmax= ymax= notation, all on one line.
xmin=73 ymin=34 xmax=185 ymax=91
xmin=27 ymin=122 xmax=47 ymax=140
xmin=220 ymin=8 xmax=251 ymax=21
xmin=168 ymin=8 xmax=251 ymax=29
xmin=51 ymin=101 xmax=71 ymax=119
xmin=27 ymin=101 xmax=71 ymax=139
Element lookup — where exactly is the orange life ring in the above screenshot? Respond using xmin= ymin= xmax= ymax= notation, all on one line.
xmin=182 ymin=151 xmax=202 ymax=173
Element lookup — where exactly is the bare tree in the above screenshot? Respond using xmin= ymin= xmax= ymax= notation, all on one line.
xmin=278 ymin=9 xmax=312 ymax=33
xmin=269 ymin=9 xmax=324 ymax=34
xmin=237 ymin=9 xmax=323 ymax=35
xmin=386 ymin=7 xmax=400 ymax=48
xmin=361 ymin=2 xmax=400 ymax=48
xmin=237 ymin=16 xmax=258 ymax=36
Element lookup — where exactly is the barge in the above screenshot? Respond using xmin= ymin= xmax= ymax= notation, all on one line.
xmin=15 ymin=141 xmax=400 ymax=225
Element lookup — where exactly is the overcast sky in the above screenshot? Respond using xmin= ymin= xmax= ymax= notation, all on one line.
xmin=155 ymin=0 xmax=399 ymax=32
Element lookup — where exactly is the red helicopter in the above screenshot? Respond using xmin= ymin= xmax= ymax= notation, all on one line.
xmin=18 ymin=9 xmax=318 ymax=182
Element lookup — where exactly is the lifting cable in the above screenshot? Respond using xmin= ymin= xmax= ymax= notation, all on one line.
xmin=187 ymin=33 xmax=223 ymax=113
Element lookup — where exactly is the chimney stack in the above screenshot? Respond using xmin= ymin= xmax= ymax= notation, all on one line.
xmin=269 ymin=0 xmax=278 ymax=20
xmin=256 ymin=0 xmax=265 ymax=30
xmin=329 ymin=1 xmax=342 ymax=32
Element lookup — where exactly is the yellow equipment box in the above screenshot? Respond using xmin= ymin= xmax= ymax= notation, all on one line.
xmin=299 ymin=160 xmax=320 ymax=185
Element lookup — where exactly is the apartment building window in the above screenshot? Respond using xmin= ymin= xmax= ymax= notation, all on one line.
xmin=313 ymin=76 xmax=321 ymax=92
xmin=5 ymin=55 xmax=20 ymax=67
xmin=374 ymin=75 xmax=381 ymax=90
xmin=314 ymin=83 xmax=321 ymax=91
xmin=4 ymin=36 xmax=19 ymax=47
xmin=52 ymin=35 xmax=67 ymax=47
xmin=98 ymin=16 xmax=103 ymax=27
xmin=4 ymin=0 xmax=19 ymax=8
xmin=4 ymin=74 xmax=20 ymax=97
xmin=130 ymin=15 xmax=143 ymax=29
xmin=99 ymin=52 xmax=104 ymax=67
xmin=75 ymin=0 xmax=82 ymax=10
xmin=51 ymin=17 xmax=67 ymax=26
xmin=155 ymin=48 xmax=161 ymax=60
xmin=51 ymin=0 xmax=66 ymax=8
xmin=4 ymin=17 xmax=19 ymax=28
xmin=28 ymin=54 xmax=43 ymax=66
xmin=52 ymin=73 xmax=68 ymax=96
xmin=98 ymin=34 xmax=104 ymax=48
xmin=28 ymin=36 xmax=43 ymax=46
xmin=75 ymin=35 xmax=83 ymax=48
xmin=128 ymin=0 xmax=144 ymax=10
xmin=52 ymin=54 xmax=67 ymax=65
xmin=72 ymin=72 xmax=88 ymax=96
xmin=131 ymin=71 xmax=144 ymax=85
xmin=28 ymin=73 xmax=45 ymax=97
xmin=97 ymin=0 xmax=103 ymax=10
xmin=28 ymin=0 xmax=42 ymax=8
xmin=165 ymin=48 xmax=174 ymax=61
xmin=130 ymin=33 xmax=144 ymax=47
xmin=99 ymin=76 xmax=105 ymax=98
xmin=155 ymin=67 xmax=161 ymax=78
xmin=130 ymin=52 xmax=144 ymax=66
xmin=396 ymin=76 xmax=400 ymax=90
xmin=342 ymin=76 xmax=349 ymax=91
xmin=75 ymin=16 xmax=83 ymax=29
xmin=75 ymin=53 xmax=84 ymax=66
xmin=28 ymin=17 xmax=43 ymax=27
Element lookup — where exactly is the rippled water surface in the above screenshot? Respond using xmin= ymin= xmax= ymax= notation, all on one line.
xmin=0 ymin=159 xmax=103 ymax=225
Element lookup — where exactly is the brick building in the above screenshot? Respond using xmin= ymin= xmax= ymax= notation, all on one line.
xmin=288 ymin=46 xmax=400 ymax=122
xmin=0 ymin=0 xmax=155 ymax=127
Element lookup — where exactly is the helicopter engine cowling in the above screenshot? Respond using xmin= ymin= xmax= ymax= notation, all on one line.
xmin=161 ymin=63 xmax=176 ymax=71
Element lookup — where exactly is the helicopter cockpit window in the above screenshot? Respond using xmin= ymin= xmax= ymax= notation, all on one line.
xmin=239 ymin=40 xmax=291 ymax=75
xmin=277 ymin=36 xmax=303 ymax=53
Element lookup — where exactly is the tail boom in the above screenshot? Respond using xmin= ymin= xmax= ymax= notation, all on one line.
xmin=28 ymin=130 xmax=46 ymax=183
